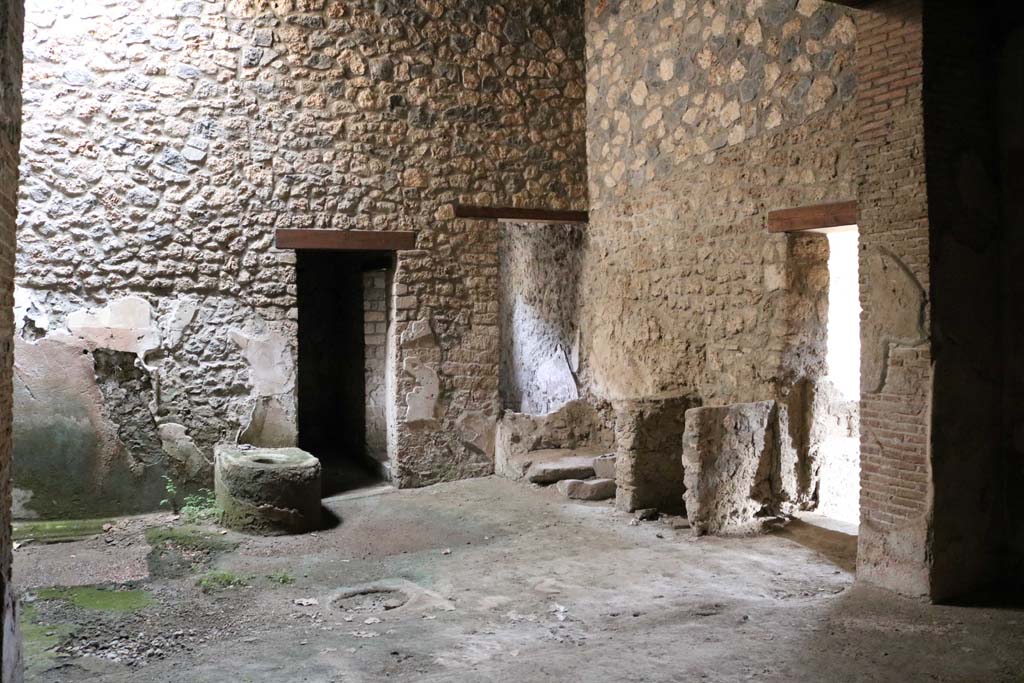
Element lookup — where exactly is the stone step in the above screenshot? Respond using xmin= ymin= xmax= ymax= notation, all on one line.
xmin=592 ymin=453 xmax=617 ymax=479
xmin=555 ymin=478 xmax=616 ymax=501
xmin=525 ymin=454 xmax=597 ymax=484
xmin=499 ymin=447 xmax=605 ymax=482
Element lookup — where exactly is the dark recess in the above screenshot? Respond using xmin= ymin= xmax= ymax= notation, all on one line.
xmin=296 ymin=250 xmax=392 ymax=494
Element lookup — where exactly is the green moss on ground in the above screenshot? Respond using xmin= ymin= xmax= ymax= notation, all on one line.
xmin=20 ymin=603 xmax=74 ymax=679
xmin=144 ymin=526 xmax=236 ymax=553
xmin=36 ymin=586 xmax=153 ymax=612
xmin=13 ymin=518 xmax=111 ymax=543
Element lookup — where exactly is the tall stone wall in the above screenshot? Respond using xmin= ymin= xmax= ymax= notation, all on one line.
xmin=0 ymin=0 xmax=23 ymax=676
xmin=14 ymin=0 xmax=588 ymax=515
xmin=582 ymin=0 xmax=858 ymax=507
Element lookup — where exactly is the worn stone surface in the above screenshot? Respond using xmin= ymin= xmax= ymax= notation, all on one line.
xmin=15 ymin=0 xmax=588 ymax=511
xmin=525 ymin=455 xmax=597 ymax=485
xmin=13 ymin=476 xmax=1024 ymax=683
xmin=499 ymin=446 xmax=607 ymax=483
xmin=556 ymin=477 xmax=615 ymax=501
xmin=681 ymin=401 xmax=778 ymax=535
xmin=494 ymin=399 xmax=615 ymax=481
xmin=614 ymin=397 xmax=692 ymax=513
xmin=214 ymin=445 xmax=322 ymax=535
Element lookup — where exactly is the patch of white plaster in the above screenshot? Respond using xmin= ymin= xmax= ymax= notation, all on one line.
xmin=230 ymin=327 xmax=295 ymax=396
xmin=13 ymin=286 xmax=50 ymax=333
xmin=67 ymin=296 xmax=160 ymax=356
xmin=404 ymin=357 xmax=439 ymax=423
xmin=158 ymin=422 xmax=209 ymax=480
xmin=400 ymin=319 xmax=436 ymax=347
xmin=238 ymin=395 xmax=298 ymax=448
xmin=161 ymin=297 xmax=199 ymax=350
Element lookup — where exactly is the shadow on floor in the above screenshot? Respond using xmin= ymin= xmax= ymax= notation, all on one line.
xmin=321 ymin=461 xmax=386 ymax=498
xmin=772 ymin=518 xmax=858 ymax=573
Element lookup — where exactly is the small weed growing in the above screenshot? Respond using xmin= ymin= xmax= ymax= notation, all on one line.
xmin=160 ymin=475 xmax=179 ymax=514
xmin=181 ymin=488 xmax=221 ymax=524
xmin=267 ymin=571 xmax=295 ymax=585
xmin=197 ymin=571 xmax=248 ymax=593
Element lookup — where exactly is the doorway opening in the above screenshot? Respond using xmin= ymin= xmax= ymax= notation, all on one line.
xmin=815 ymin=229 xmax=861 ymax=525
xmin=296 ymin=250 xmax=394 ymax=495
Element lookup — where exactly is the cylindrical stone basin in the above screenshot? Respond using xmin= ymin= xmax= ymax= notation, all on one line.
xmin=214 ymin=445 xmax=322 ymax=535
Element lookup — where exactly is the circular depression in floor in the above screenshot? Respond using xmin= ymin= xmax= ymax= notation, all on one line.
xmin=331 ymin=587 xmax=409 ymax=613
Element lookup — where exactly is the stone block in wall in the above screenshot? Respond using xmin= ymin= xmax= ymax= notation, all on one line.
xmin=614 ymin=397 xmax=693 ymax=513
xmin=681 ymin=401 xmax=780 ymax=535
xmin=495 ymin=400 xmax=615 ymax=480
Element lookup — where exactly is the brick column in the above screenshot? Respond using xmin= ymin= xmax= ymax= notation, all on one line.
xmin=852 ymin=0 xmax=933 ymax=597
xmin=0 ymin=0 xmax=24 ymax=678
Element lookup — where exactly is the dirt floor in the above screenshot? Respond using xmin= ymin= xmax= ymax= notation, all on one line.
xmin=12 ymin=477 xmax=1024 ymax=682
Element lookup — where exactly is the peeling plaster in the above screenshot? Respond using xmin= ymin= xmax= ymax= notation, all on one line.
xmin=404 ymin=357 xmax=440 ymax=424
xmin=861 ymin=247 xmax=927 ymax=393
xmin=158 ymin=422 xmax=209 ymax=480
xmin=67 ymin=296 xmax=161 ymax=356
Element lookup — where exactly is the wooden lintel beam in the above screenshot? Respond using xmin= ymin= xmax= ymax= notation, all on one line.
xmin=453 ymin=204 xmax=588 ymax=224
xmin=766 ymin=200 xmax=859 ymax=233
xmin=275 ymin=229 xmax=418 ymax=251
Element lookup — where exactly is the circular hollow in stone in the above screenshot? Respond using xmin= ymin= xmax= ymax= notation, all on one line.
xmin=331 ymin=587 xmax=409 ymax=613
xmin=214 ymin=445 xmax=322 ymax=535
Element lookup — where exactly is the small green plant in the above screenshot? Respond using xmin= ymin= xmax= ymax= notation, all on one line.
xmin=267 ymin=571 xmax=294 ymax=585
xmin=160 ymin=475 xmax=179 ymax=514
xmin=197 ymin=571 xmax=248 ymax=594
xmin=180 ymin=488 xmax=221 ymax=524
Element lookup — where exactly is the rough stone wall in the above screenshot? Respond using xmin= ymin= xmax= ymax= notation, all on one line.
xmin=0 ymin=0 xmax=23 ymax=675
xmin=15 ymin=0 xmax=588 ymax=512
xmin=363 ymin=268 xmax=388 ymax=472
xmin=851 ymin=0 xmax=932 ymax=598
xmin=582 ymin=0 xmax=858 ymax=509
xmin=498 ymin=222 xmax=582 ymax=415
xmin=584 ymin=0 xmax=856 ymax=403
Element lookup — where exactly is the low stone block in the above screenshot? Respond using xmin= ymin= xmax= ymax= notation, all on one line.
xmin=681 ymin=401 xmax=777 ymax=535
xmin=556 ymin=478 xmax=616 ymax=501
xmin=525 ymin=456 xmax=596 ymax=484
xmin=592 ymin=453 xmax=617 ymax=479
xmin=614 ymin=397 xmax=693 ymax=513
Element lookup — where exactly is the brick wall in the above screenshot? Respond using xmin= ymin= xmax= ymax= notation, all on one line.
xmin=852 ymin=0 xmax=932 ymax=597
xmin=0 ymin=0 xmax=23 ymax=675
xmin=363 ymin=268 xmax=389 ymax=473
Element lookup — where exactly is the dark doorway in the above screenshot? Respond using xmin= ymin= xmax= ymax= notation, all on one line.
xmin=296 ymin=250 xmax=393 ymax=495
